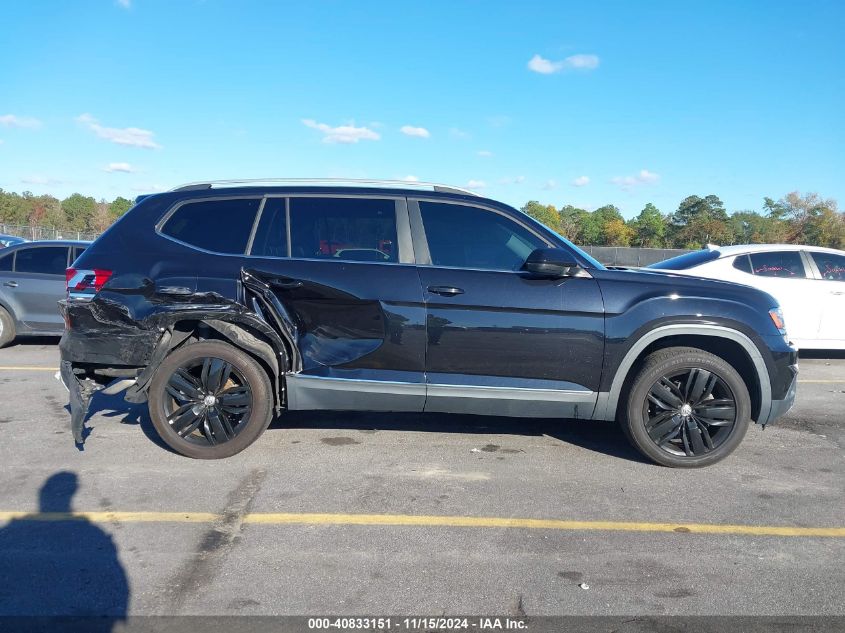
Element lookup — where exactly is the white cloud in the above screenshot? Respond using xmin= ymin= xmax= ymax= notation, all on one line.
xmin=637 ymin=169 xmax=660 ymax=183
xmin=401 ymin=175 xmax=420 ymax=182
xmin=527 ymin=53 xmax=600 ymax=74
xmin=116 ymin=0 xmax=131 ymax=7
xmin=302 ymin=118 xmax=380 ymax=144
xmin=103 ymin=162 xmax=135 ymax=173
xmin=76 ymin=113 xmax=161 ymax=149
xmin=21 ymin=176 xmax=61 ymax=186
xmin=449 ymin=127 xmax=470 ymax=139
xmin=572 ymin=175 xmax=590 ymax=187
xmin=612 ymin=169 xmax=661 ymax=190
xmin=466 ymin=179 xmax=487 ymax=190
xmin=400 ymin=125 xmax=430 ymax=138
xmin=500 ymin=176 xmax=525 ymax=185
xmin=477 ymin=150 xmax=494 ymax=157
xmin=541 ymin=179 xmax=558 ymax=190
xmin=0 ymin=114 xmax=42 ymax=129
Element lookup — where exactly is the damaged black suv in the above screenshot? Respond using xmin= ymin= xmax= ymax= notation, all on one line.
xmin=60 ymin=179 xmax=798 ymax=466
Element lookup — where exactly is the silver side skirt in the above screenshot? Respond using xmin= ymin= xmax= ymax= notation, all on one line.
xmin=285 ymin=374 xmax=597 ymax=419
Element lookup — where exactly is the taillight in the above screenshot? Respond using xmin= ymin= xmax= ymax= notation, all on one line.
xmin=66 ymin=268 xmax=113 ymax=300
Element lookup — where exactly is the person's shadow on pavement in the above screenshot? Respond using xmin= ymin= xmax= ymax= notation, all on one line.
xmin=0 ymin=472 xmax=128 ymax=630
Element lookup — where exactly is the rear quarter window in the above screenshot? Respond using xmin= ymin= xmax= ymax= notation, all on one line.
xmin=161 ymin=198 xmax=261 ymax=254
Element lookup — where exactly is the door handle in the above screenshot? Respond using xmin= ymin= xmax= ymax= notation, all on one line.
xmin=427 ymin=285 xmax=464 ymax=296
xmin=274 ymin=279 xmax=303 ymax=289
xmin=3 ymin=281 xmax=18 ymax=288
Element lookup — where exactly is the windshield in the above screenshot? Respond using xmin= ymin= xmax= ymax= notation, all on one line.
xmin=647 ymin=249 xmax=720 ymax=270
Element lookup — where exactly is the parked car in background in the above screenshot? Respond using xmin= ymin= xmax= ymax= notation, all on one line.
xmin=59 ymin=179 xmax=797 ymax=467
xmin=0 ymin=240 xmax=90 ymax=347
xmin=0 ymin=234 xmax=28 ymax=248
xmin=648 ymin=244 xmax=845 ymax=350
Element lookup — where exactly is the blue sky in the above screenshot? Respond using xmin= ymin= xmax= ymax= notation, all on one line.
xmin=1 ymin=0 xmax=843 ymax=218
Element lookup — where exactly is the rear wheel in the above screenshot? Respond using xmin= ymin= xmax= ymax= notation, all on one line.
xmin=148 ymin=340 xmax=273 ymax=459
xmin=621 ymin=347 xmax=751 ymax=467
xmin=0 ymin=306 xmax=15 ymax=348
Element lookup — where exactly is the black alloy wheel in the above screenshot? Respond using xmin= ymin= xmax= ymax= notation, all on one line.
xmin=621 ymin=346 xmax=751 ymax=468
xmin=148 ymin=340 xmax=274 ymax=459
xmin=164 ymin=356 xmax=252 ymax=445
xmin=643 ymin=368 xmax=737 ymax=457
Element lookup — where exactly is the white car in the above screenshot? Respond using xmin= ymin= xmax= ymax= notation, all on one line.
xmin=648 ymin=244 xmax=845 ymax=350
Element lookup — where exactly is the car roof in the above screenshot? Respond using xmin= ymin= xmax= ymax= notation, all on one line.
xmin=713 ymin=244 xmax=845 ymax=257
xmin=0 ymin=239 xmax=91 ymax=249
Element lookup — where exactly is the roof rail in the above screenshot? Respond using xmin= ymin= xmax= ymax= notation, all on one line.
xmin=170 ymin=178 xmax=480 ymax=197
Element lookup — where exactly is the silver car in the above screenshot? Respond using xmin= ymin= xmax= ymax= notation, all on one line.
xmin=0 ymin=240 xmax=90 ymax=347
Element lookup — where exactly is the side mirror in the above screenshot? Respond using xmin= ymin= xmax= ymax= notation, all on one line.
xmin=522 ymin=248 xmax=578 ymax=278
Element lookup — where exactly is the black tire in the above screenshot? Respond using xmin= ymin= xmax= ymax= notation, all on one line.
xmin=0 ymin=306 xmax=15 ymax=348
xmin=620 ymin=346 xmax=751 ymax=468
xmin=148 ymin=340 xmax=274 ymax=459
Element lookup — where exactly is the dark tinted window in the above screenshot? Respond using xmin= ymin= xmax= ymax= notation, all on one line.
xmin=289 ymin=197 xmax=398 ymax=263
xmin=72 ymin=246 xmax=87 ymax=262
xmin=161 ymin=198 xmax=261 ymax=254
xmin=420 ymin=202 xmax=546 ymax=271
xmin=0 ymin=252 xmax=12 ymax=271
xmin=647 ymin=249 xmax=720 ymax=270
xmin=250 ymin=198 xmax=288 ymax=258
xmin=810 ymin=251 xmax=845 ymax=281
xmin=732 ymin=254 xmax=752 ymax=274
xmin=749 ymin=251 xmax=806 ymax=278
xmin=14 ymin=247 xmax=69 ymax=275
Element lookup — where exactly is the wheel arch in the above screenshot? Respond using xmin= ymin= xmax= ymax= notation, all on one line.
xmin=593 ymin=324 xmax=771 ymax=424
xmin=125 ymin=316 xmax=289 ymax=413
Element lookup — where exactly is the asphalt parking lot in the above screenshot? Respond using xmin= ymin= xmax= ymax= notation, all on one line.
xmin=0 ymin=340 xmax=843 ymax=617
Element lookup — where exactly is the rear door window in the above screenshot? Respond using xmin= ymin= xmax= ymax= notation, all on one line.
xmin=748 ymin=251 xmax=807 ymax=278
xmin=14 ymin=247 xmax=69 ymax=275
xmin=161 ymin=198 xmax=261 ymax=254
xmin=810 ymin=252 xmax=845 ymax=281
xmin=289 ymin=197 xmax=398 ymax=263
xmin=0 ymin=252 xmax=12 ymax=271
xmin=250 ymin=198 xmax=288 ymax=257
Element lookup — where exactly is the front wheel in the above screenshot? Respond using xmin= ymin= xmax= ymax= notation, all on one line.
xmin=148 ymin=340 xmax=274 ymax=459
xmin=621 ymin=347 xmax=751 ymax=467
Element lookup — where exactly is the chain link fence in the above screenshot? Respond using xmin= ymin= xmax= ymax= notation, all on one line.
xmin=0 ymin=224 xmax=101 ymax=242
xmin=579 ymin=245 xmax=692 ymax=267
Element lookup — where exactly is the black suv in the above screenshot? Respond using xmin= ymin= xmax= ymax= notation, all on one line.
xmin=60 ymin=180 xmax=798 ymax=467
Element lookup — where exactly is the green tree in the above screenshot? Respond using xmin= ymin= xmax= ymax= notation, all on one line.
xmin=61 ymin=193 xmax=97 ymax=231
xmin=630 ymin=203 xmax=666 ymax=247
xmin=521 ymin=200 xmax=561 ymax=233
xmin=108 ymin=196 xmax=133 ymax=222
xmin=558 ymin=204 xmax=589 ymax=242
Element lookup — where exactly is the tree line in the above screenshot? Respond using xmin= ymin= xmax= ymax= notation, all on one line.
xmin=0 ymin=190 xmax=134 ymax=235
xmin=522 ymin=191 xmax=844 ymax=250
xmin=1 ymin=188 xmax=842 ymax=250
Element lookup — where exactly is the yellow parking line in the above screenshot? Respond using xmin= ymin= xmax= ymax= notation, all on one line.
xmin=0 ymin=366 xmax=60 ymax=371
xmin=0 ymin=511 xmax=842 ymax=537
